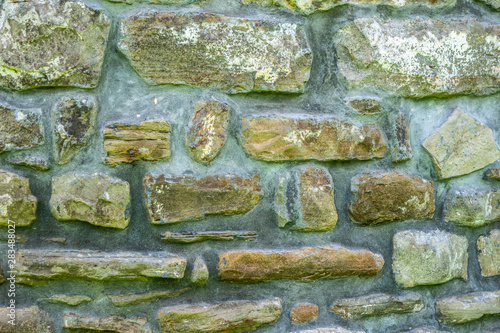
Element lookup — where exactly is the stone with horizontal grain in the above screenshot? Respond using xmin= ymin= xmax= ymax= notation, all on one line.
xmin=436 ymin=290 xmax=500 ymax=324
xmin=62 ymin=313 xmax=152 ymax=333
xmin=291 ymin=303 xmax=318 ymax=324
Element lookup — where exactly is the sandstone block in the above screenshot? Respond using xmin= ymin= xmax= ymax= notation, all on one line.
xmin=444 ymin=190 xmax=500 ymax=227
xmin=0 ymin=169 xmax=37 ymax=227
xmin=62 ymin=313 xmax=152 ymax=333
xmin=291 ymin=303 xmax=318 ymax=324
xmin=436 ymin=290 xmax=500 ymax=324
xmin=477 ymin=229 xmax=500 ymax=277
xmin=0 ymin=105 xmax=44 ymax=153
xmin=108 ymin=288 xmax=190 ymax=307
xmin=190 ymin=257 xmax=209 ymax=286
xmin=39 ymin=295 xmax=92 ymax=306
xmin=0 ymin=306 xmax=53 ymax=333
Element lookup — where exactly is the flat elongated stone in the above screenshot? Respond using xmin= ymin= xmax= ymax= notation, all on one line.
xmin=348 ymin=99 xmax=383 ymax=114
xmin=0 ymin=169 xmax=37 ymax=227
xmin=157 ymin=298 xmax=282 ymax=333
xmin=6 ymin=153 xmax=49 ymax=171
xmin=393 ymin=230 xmax=468 ymax=288
xmin=118 ymin=12 xmax=311 ymax=94
xmin=241 ymin=116 xmax=387 ymax=161
xmin=0 ymin=266 xmax=5 ymax=284
xmin=143 ymin=174 xmax=262 ymax=224
xmin=63 ymin=313 xmax=152 ymax=333
xmin=50 ymin=172 xmax=130 ymax=229
xmin=108 ymin=288 xmax=190 ymax=307
xmin=390 ymin=112 xmax=412 ymax=162
xmin=0 ymin=106 xmax=44 ymax=153
xmin=423 ymin=109 xmax=500 ymax=179
xmin=275 ymin=174 xmax=292 ymax=227
xmin=444 ymin=190 xmax=500 ymax=227
xmin=335 ymin=18 xmax=500 ymax=98
xmin=436 ymin=290 xmax=500 ymax=324
xmin=40 ymin=295 xmax=92 ymax=306
xmin=477 ymin=230 xmax=500 ymax=277
xmin=218 ymin=246 xmax=384 ymax=283
xmin=0 ymin=0 xmax=110 ymax=90
xmin=104 ymin=119 xmax=171 ymax=165
xmin=190 ymin=257 xmax=209 ymax=286
xmin=294 ymin=328 xmax=365 ymax=333
xmin=0 ymin=306 xmax=53 ymax=333
xmin=162 ymin=231 xmax=257 ymax=243
xmin=349 ymin=171 xmax=434 ymax=225
xmin=14 ymin=250 xmax=186 ymax=285
xmin=330 ymin=293 xmax=424 ymax=319
xmin=401 ymin=328 xmax=450 ymax=333
xmin=291 ymin=303 xmax=318 ymax=324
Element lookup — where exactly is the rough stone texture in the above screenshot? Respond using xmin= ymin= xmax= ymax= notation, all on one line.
xmin=190 ymin=257 xmax=209 ymax=286
xmin=330 ymin=293 xmax=424 ymax=319
xmin=0 ymin=169 xmax=37 ymax=227
xmin=393 ymin=230 xmax=468 ymax=288
xmin=6 ymin=153 xmax=49 ymax=171
xmin=423 ymin=109 xmax=500 ymax=179
xmin=118 ymin=12 xmax=312 ymax=94
xmin=436 ymin=290 xmax=500 ymax=324
xmin=0 ymin=306 xmax=53 ymax=333
xmin=275 ymin=174 xmax=291 ymax=227
xmin=241 ymin=116 xmax=387 ymax=162
xmin=390 ymin=112 xmax=413 ymax=162
xmin=401 ymin=329 xmax=450 ymax=333
xmin=157 ymin=298 xmax=282 ymax=333
xmin=14 ymin=250 xmax=186 ymax=285
xmin=0 ymin=105 xmax=44 ymax=153
xmin=107 ymin=0 xmax=189 ymax=3
xmin=186 ymin=101 xmax=230 ymax=162
xmin=53 ymin=96 xmax=97 ymax=165
xmin=444 ymin=190 xmax=500 ymax=228
xmin=218 ymin=246 xmax=384 ymax=283
xmin=143 ymin=174 xmax=262 ymax=224
xmin=348 ymin=99 xmax=383 ymax=114
xmin=477 ymin=229 xmax=500 ymax=277
xmin=294 ymin=328 xmax=365 ymax=333
xmin=0 ymin=266 xmax=5 ymax=284
xmin=348 ymin=171 xmax=434 ymax=225
xmin=62 ymin=313 xmax=152 ymax=333
xmin=290 ymin=303 xmax=318 ymax=324
xmin=334 ymin=18 xmax=500 ymax=98
xmin=0 ymin=0 xmax=111 ymax=91
xmin=485 ymin=168 xmax=500 ymax=180
xmin=479 ymin=0 xmax=500 ymax=10
xmin=103 ymin=119 xmax=171 ymax=166
xmin=162 ymin=231 xmax=257 ymax=243
xmin=39 ymin=294 xmax=92 ymax=306
xmin=108 ymin=288 xmax=190 ymax=307
xmin=50 ymin=172 xmax=130 ymax=229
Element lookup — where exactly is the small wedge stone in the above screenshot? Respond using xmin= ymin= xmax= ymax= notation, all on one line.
xmin=190 ymin=257 xmax=209 ymax=286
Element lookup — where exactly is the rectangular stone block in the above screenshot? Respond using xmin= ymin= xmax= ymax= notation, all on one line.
xmin=477 ymin=229 xmax=500 ymax=277
xmin=0 ymin=105 xmax=44 ymax=153
xmin=62 ymin=313 xmax=152 ymax=333
xmin=0 ymin=306 xmax=53 ymax=333
xmin=436 ymin=290 xmax=500 ymax=324
xmin=445 ymin=190 xmax=500 ymax=228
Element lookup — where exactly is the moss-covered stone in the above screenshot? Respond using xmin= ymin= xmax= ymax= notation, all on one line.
xmin=162 ymin=231 xmax=257 ymax=243
xmin=62 ymin=313 xmax=152 ymax=333
xmin=0 ymin=105 xmax=44 ymax=153
xmin=444 ymin=190 xmax=500 ymax=228
xmin=108 ymin=288 xmax=190 ymax=307
xmin=39 ymin=294 xmax=92 ymax=306
xmin=477 ymin=229 xmax=500 ymax=277
xmin=0 ymin=306 xmax=53 ymax=333
xmin=291 ymin=303 xmax=318 ymax=324
xmin=6 ymin=153 xmax=50 ymax=171
xmin=275 ymin=174 xmax=292 ymax=227
xmin=436 ymin=290 xmax=500 ymax=324
xmin=0 ymin=169 xmax=37 ymax=227
xmin=190 ymin=257 xmax=209 ymax=286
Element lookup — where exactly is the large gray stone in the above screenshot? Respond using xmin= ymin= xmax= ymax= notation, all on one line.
xmin=444 ymin=190 xmax=500 ymax=228
xmin=0 ymin=105 xmax=44 ymax=153
xmin=0 ymin=169 xmax=37 ymax=227
xmin=436 ymin=290 xmax=500 ymax=324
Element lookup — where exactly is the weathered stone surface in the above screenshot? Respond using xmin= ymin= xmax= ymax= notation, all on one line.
xmin=436 ymin=290 xmax=500 ymax=324
xmin=0 ymin=0 xmax=111 ymax=91
xmin=143 ymin=174 xmax=262 ymax=224
xmin=107 ymin=0 xmax=188 ymax=4
xmin=53 ymin=96 xmax=97 ymax=165
xmin=0 ymin=106 xmax=44 ymax=153
xmin=241 ymin=116 xmax=387 ymax=161
xmin=400 ymin=328 xmax=450 ymax=333
xmin=108 ymin=288 xmax=190 ymax=307
xmin=40 ymin=294 xmax=92 ymax=306
xmin=157 ymin=298 xmax=282 ymax=333
xmin=348 ymin=99 xmax=383 ymax=114
xmin=477 ymin=229 xmax=500 ymax=277
xmin=335 ymin=18 xmax=500 ymax=98
xmin=291 ymin=303 xmax=318 ymax=324
xmin=479 ymin=0 xmax=500 ymax=10
xmin=423 ymin=109 xmax=500 ymax=179
xmin=162 ymin=231 xmax=257 ymax=243
xmin=486 ymin=168 xmax=500 ymax=180
xmin=218 ymin=246 xmax=384 ymax=283
xmin=0 ymin=266 xmax=5 ymax=284
xmin=118 ymin=12 xmax=311 ymax=94
xmin=294 ymin=328 xmax=365 ymax=333
xmin=63 ymin=313 xmax=152 ymax=333
xmin=104 ymin=119 xmax=171 ymax=166
xmin=0 ymin=306 xmax=53 ymax=333
xmin=348 ymin=171 xmax=434 ymax=225
xmin=40 ymin=237 xmax=67 ymax=244
xmin=330 ymin=293 xmax=424 ymax=319
xmin=191 ymin=257 xmax=209 ymax=286
xmin=6 ymin=153 xmax=49 ymax=171
xmin=14 ymin=250 xmax=186 ymax=285
xmin=393 ymin=230 xmax=468 ymax=288
xmin=275 ymin=174 xmax=292 ymax=227
xmin=390 ymin=112 xmax=412 ymax=162
xmin=0 ymin=169 xmax=37 ymax=227
xmin=50 ymin=172 xmax=130 ymax=229
xmin=186 ymin=101 xmax=230 ymax=162
xmin=444 ymin=190 xmax=500 ymax=228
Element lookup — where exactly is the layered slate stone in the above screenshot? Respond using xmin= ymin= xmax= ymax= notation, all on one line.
xmin=291 ymin=303 xmax=318 ymax=324
xmin=50 ymin=172 xmax=130 ymax=229
xmin=218 ymin=246 xmax=384 ymax=283
xmin=392 ymin=230 xmax=468 ymax=288
xmin=436 ymin=290 xmax=500 ymax=324
xmin=53 ymin=96 xmax=97 ymax=165
xmin=15 ymin=250 xmax=186 ymax=285
xmin=157 ymin=298 xmax=282 ymax=333
xmin=0 ymin=105 xmax=44 ymax=153
xmin=62 ymin=313 xmax=152 ymax=333
xmin=444 ymin=190 xmax=500 ymax=227
xmin=190 ymin=257 xmax=209 ymax=286
xmin=334 ymin=18 xmax=500 ymax=98
xmin=0 ymin=0 xmax=111 ymax=91
xmin=103 ymin=119 xmax=171 ymax=165
xmin=0 ymin=169 xmax=37 ymax=227
xmin=186 ymin=101 xmax=230 ymax=162
xmin=330 ymin=293 xmax=424 ymax=319
xmin=294 ymin=328 xmax=365 ymax=333
xmin=6 ymin=153 xmax=50 ymax=171
xmin=477 ymin=230 xmax=500 ymax=277
xmin=108 ymin=288 xmax=190 ymax=307
xmin=118 ymin=12 xmax=312 ymax=94
xmin=241 ymin=116 xmax=387 ymax=161
xmin=0 ymin=306 xmax=54 ymax=333
xmin=423 ymin=109 xmax=500 ymax=179
xmin=349 ymin=171 xmax=434 ymax=225
xmin=143 ymin=174 xmax=262 ymax=223
xmin=390 ymin=112 xmax=413 ymax=162
xmin=40 ymin=295 xmax=92 ymax=306
xmin=162 ymin=231 xmax=257 ymax=243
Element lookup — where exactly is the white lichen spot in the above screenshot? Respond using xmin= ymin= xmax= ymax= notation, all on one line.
xmin=283 ymin=129 xmax=321 ymax=145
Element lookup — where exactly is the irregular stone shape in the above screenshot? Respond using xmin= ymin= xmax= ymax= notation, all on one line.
xmin=330 ymin=293 xmax=424 ymax=319
xmin=400 ymin=328 xmax=450 ymax=333
xmin=39 ymin=294 xmax=92 ymax=306
xmin=218 ymin=246 xmax=384 ymax=283
xmin=436 ymin=290 xmax=500 ymax=324
xmin=423 ymin=109 xmax=500 ymax=179
xmin=0 ymin=266 xmax=5 ymax=284
xmin=107 ymin=0 xmax=188 ymax=3
xmin=349 ymin=171 xmax=434 ymax=225
xmin=6 ymin=153 xmax=49 ymax=171
xmin=157 ymin=298 xmax=282 ymax=333
xmin=241 ymin=116 xmax=387 ymax=161
xmin=444 ymin=190 xmax=500 ymax=228
xmin=0 ymin=233 xmax=27 ymax=243
xmin=0 ymin=306 xmax=53 ymax=333
xmin=108 ymin=288 xmax=190 ymax=307
xmin=477 ymin=229 xmax=500 ymax=277
xmin=103 ymin=119 xmax=171 ymax=165
xmin=390 ymin=112 xmax=412 ymax=162
xmin=479 ymin=0 xmax=500 ymax=10
xmin=53 ymin=96 xmax=97 ymax=165
xmin=275 ymin=174 xmax=291 ymax=227
xmin=186 ymin=101 xmax=230 ymax=162
xmin=190 ymin=257 xmax=209 ymax=286
xmin=118 ymin=12 xmax=311 ymax=94
xmin=486 ymin=168 xmax=500 ymax=180
xmin=291 ymin=303 xmax=318 ymax=324
xmin=162 ymin=231 xmax=257 ymax=243
xmin=50 ymin=172 xmax=130 ymax=229
xmin=294 ymin=328 xmax=365 ymax=333
xmin=143 ymin=174 xmax=262 ymax=224
xmin=335 ymin=18 xmax=500 ymax=98
xmin=14 ymin=250 xmax=186 ymax=285
xmin=348 ymin=99 xmax=383 ymax=114
xmin=392 ymin=230 xmax=468 ymax=288
xmin=0 ymin=106 xmax=44 ymax=153
xmin=62 ymin=313 xmax=152 ymax=333
xmin=0 ymin=169 xmax=37 ymax=227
